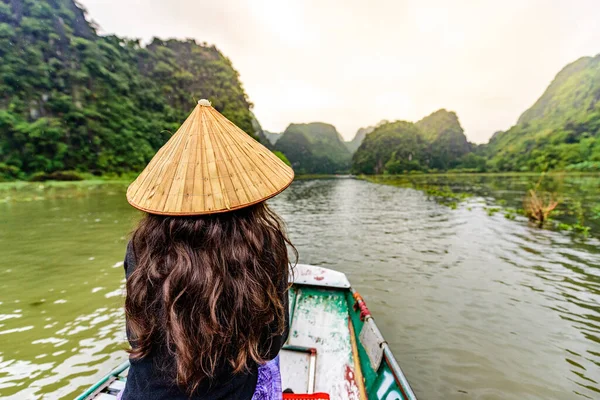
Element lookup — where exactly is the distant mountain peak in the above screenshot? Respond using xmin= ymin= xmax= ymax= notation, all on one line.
xmin=415 ymin=109 xmax=463 ymax=141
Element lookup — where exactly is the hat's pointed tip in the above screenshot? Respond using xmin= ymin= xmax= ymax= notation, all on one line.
xmin=127 ymin=98 xmax=294 ymax=216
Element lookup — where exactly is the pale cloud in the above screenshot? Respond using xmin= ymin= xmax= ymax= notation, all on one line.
xmin=80 ymin=0 xmax=600 ymax=142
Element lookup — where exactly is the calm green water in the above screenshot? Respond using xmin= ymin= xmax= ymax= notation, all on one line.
xmin=0 ymin=176 xmax=599 ymax=399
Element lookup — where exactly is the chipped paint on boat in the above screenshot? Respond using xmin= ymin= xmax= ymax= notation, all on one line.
xmin=77 ymin=264 xmax=417 ymax=400
xmin=292 ymin=264 xmax=351 ymax=288
xmin=284 ymin=286 xmax=360 ymax=398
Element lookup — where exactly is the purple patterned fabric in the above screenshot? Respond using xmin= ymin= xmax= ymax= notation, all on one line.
xmin=116 ymin=356 xmax=281 ymax=400
xmin=252 ymin=355 xmax=282 ymax=400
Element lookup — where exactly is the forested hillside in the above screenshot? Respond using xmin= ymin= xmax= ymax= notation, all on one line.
xmin=352 ymin=109 xmax=476 ymax=174
xmin=0 ymin=0 xmax=254 ymax=180
xmin=485 ymin=54 xmax=600 ymax=171
xmin=274 ymin=122 xmax=351 ymax=174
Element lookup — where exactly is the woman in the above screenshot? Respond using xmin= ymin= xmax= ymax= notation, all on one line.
xmin=120 ymin=100 xmax=296 ymax=400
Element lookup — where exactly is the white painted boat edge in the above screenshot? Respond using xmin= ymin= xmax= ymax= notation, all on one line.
xmin=291 ymin=264 xmax=351 ymax=288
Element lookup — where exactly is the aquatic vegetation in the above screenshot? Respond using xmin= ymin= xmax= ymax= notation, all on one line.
xmin=557 ymin=222 xmax=591 ymax=236
xmin=362 ymin=172 xmax=599 ymax=238
xmin=522 ymin=174 xmax=561 ymax=227
xmin=592 ymin=205 xmax=600 ymax=220
xmin=569 ymin=200 xmax=591 ymax=237
xmin=572 ymin=224 xmax=591 ymax=236
xmin=485 ymin=207 xmax=501 ymax=216
xmin=523 ymin=189 xmax=559 ymax=227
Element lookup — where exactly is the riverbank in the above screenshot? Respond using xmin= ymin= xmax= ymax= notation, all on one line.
xmin=0 ymin=174 xmax=347 ymax=203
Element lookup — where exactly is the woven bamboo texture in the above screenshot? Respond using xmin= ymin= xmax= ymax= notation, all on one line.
xmin=126 ymin=102 xmax=294 ymax=215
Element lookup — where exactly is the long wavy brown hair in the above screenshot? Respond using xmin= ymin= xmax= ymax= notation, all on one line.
xmin=125 ymin=202 xmax=296 ymax=394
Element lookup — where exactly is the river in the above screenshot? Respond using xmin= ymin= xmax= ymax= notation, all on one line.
xmin=0 ymin=176 xmax=599 ymax=399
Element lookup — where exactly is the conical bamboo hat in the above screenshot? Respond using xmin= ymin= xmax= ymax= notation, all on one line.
xmin=126 ymin=100 xmax=294 ymax=215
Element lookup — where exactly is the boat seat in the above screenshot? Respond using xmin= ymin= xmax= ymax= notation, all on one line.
xmin=283 ymin=393 xmax=330 ymax=400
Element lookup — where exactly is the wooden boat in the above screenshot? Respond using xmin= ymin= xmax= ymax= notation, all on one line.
xmin=77 ymin=264 xmax=417 ymax=400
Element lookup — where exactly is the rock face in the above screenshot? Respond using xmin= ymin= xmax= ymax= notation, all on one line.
xmin=0 ymin=0 xmax=255 ymax=178
xmin=275 ymin=123 xmax=351 ymax=174
xmin=485 ymin=54 xmax=600 ymax=171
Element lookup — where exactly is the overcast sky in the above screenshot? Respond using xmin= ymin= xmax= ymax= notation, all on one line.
xmin=79 ymin=0 xmax=600 ymax=142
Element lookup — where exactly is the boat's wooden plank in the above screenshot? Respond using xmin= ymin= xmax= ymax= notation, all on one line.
xmin=348 ymin=319 xmax=367 ymax=400
xmin=287 ymin=287 xmax=361 ymax=399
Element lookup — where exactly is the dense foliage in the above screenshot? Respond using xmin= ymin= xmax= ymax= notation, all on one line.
xmin=352 ymin=110 xmax=475 ymax=174
xmin=274 ymin=122 xmax=351 ymax=174
xmin=0 ymin=0 xmax=255 ymax=180
xmin=484 ymin=55 xmax=600 ymax=172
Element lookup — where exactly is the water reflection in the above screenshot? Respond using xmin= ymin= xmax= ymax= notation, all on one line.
xmin=0 ymin=178 xmax=598 ymax=399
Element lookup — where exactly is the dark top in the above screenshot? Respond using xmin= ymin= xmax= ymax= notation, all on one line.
xmin=121 ymin=243 xmax=289 ymax=400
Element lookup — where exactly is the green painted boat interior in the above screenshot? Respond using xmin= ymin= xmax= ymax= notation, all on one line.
xmin=77 ymin=264 xmax=416 ymax=400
